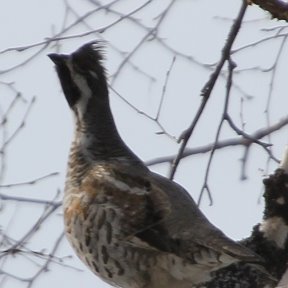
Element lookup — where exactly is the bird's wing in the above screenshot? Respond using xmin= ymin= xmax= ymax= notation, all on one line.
xmin=147 ymin=172 xmax=263 ymax=264
xmin=91 ymin=164 xmax=262 ymax=264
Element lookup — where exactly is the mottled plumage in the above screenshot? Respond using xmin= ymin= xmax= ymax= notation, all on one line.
xmin=49 ymin=42 xmax=265 ymax=288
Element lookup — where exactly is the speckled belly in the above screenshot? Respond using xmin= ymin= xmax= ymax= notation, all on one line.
xmin=63 ymin=195 xmax=160 ymax=288
xmin=63 ymin=192 xmax=216 ymax=288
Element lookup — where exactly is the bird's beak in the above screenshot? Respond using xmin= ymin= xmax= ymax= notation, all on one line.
xmin=48 ymin=53 xmax=67 ymax=65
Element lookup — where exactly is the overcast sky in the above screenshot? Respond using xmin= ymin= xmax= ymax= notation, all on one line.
xmin=1 ymin=1 xmax=288 ymax=288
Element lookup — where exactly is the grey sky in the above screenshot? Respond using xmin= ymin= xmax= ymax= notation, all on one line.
xmin=1 ymin=1 xmax=287 ymax=287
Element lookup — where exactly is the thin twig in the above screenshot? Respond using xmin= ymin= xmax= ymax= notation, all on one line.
xmin=0 ymin=172 xmax=59 ymax=188
xmin=146 ymin=115 xmax=288 ymax=166
xmin=169 ymin=1 xmax=248 ymax=179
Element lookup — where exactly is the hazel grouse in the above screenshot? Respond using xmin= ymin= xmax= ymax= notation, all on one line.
xmin=48 ymin=42 xmax=264 ymax=288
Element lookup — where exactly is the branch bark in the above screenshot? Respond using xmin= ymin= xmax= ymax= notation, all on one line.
xmin=249 ymin=0 xmax=288 ymax=21
xmin=197 ymin=148 xmax=288 ymax=287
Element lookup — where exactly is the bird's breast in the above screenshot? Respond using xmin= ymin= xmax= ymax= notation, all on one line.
xmin=63 ymin=187 xmax=127 ymax=284
xmin=62 ymin=168 xmax=225 ymax=287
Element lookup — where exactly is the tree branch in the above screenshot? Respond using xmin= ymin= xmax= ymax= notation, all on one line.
xmin=169 ymin=1 xmax=248 ymax=179
xmin=249 ymin=0 xmax=288 ymax=21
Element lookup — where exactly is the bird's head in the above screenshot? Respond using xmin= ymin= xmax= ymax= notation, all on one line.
xmin=48 ymin=41 xmax=108 ymax=122
xmin=48 ymin=41 xmax=138 ymax=163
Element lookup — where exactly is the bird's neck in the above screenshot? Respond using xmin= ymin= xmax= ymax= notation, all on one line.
xmin=71 ymin=98 xmax=142 ymax=166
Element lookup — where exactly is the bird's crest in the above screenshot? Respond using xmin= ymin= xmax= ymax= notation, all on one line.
xmin=71 ymin=40 xmax=107 ymax=78
xmin=48 ymin=40 xmax=108 ymax=118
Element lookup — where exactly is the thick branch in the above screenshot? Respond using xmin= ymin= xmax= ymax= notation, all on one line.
xmin=198 ymin=148 xmax=288 ymax=287
xmin=249 ymin=0 xmax=288 ymax=21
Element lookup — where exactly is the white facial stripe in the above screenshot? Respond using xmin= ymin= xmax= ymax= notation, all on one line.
xmin=66 ymin=60 xmax=92 ymax=119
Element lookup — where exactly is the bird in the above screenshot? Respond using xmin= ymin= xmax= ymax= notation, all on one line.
xmin=48 ymin=41 xmax=266 ymax=288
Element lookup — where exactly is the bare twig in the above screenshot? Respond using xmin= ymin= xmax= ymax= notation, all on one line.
xmin=146 ymin=115 xmax=288 ymax=167
xmin=169 ymin=1 xmax=248 ymax=179
xmin=198 ymin=58 xmax=236 ymax=205
xmin=0 ymin=172 xmax=59 ymax=188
